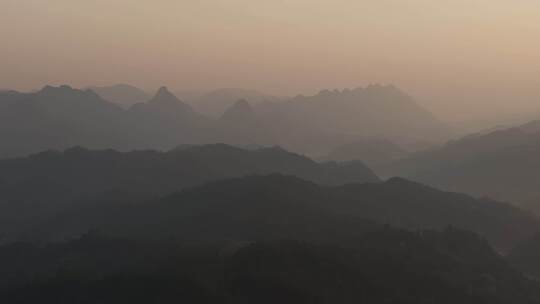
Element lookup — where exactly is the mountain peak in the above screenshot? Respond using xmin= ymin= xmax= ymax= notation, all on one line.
xmin=129 ymin=86 xmax=196 ymax=117
xmin=151 ymin=86 xmax=181 ymax=104
xmin=221 ymin=99 xmax=254 ymax=119
xmin=156 ymin=86 xmax=171 ymax=95
xmin=39 ymin=85 xmax=75 ymax=95
xmin=230 ymin=99 xmax=252 ymax=112
xmin=41 ymin=85 xmax=55 ymax=92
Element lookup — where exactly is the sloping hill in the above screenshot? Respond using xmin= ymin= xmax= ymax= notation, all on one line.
xmin=213 ymin=99 xmax=276 ymax=146
xmin=255 ymin=85 xmax=451 ymax=154
xmin=27 ymin=174 xmax=539 ymax=252
xmin=87 ymin=84 xmax=150 ymax=108
xmin=0 ymin=85 xmax=128 ymax=158
xmin=0 ymin=145 xmax=378 ymax=239
xmin=126 ymin=87 xmax=211 ymax=148
xmin=2 ymin=228 xmax=539 ymax=304
xmin=378 ymin=121 xmax=540 ymax=212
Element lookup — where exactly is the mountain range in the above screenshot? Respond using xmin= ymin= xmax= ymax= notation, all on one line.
xmin=1 ymin=104 xmax=539 ymax=302
xmin=377 ymin=120 xmax=540 ymax=213
xmin=254 ymin=85 xmax=451 ymax=155
xmin=0 ymin=144 xmax=378 ymax=240
xmin=0 ymin=84 xmax=450 ymax=158
xmin=6 ymin=167 xmax=535 ymax=252
xmin=5 ymin=82 xmax=540 ymax=303
xmin=183 ymin=87 xmax=284 ymax=117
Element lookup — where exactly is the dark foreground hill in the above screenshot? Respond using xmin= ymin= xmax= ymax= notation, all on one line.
xmin=507 ymin=232 xmax=540 ymax=278
xmin=25 ymin=174 xmax=540 ymax=252
xmin=1 ymin=228 xmax=539 ymax=304
xmin=0 ymin=145 xmax=378 ymax=239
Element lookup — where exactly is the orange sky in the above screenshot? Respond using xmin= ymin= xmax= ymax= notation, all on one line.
xmin=2 ymin=0 xmax=540 ymax=120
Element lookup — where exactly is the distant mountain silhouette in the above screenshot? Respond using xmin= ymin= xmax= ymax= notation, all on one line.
xmin=188 ymin=88 xmax=283 ymax=117
xmin=0 ymin=144 xmax=378 ymax=239
xmin=254 ymin=85 xmax=451 ymax=155
xmin=0 ymin=84 xmax=450 ymax=158
xmin=0 ymin=86 xmax=279 ymax=156
xmin=0 ymin=90 xmax=25 ymax=107
xmin=130 ymin=86 xmax=198 ymax=116
xmin=0 ymin=86 xmax=211 ymax=156
xmin=0 ymin=85 xmax=129 ymax=158
xmin=214 ymin=99 xmax=276 ymax=146
xmin=23 ymin=174 xmax=538 ymax=251
xmin=87 ymin=84 xmax=150 ymax=108
xmin=517 ymin=119 xmax=540 ymax=133
xmin=378 ymin=120 xmax=540 ymax=213
xmin=221 ymin=99 xmax=254 ymax=120
xmin=127 ymin=87 xmax=211 ymax=148
xmin=320 ymin=137 xmax=408 ymax=166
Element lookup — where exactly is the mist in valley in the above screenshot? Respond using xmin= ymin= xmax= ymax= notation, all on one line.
xmin=2 ymin=1 xmax=540 ymax=303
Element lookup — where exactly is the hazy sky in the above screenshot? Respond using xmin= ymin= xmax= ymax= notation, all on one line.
xmin=2 ymin=0 xmax=540 ymax=121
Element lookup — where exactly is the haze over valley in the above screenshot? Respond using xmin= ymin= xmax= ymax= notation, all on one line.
xmin=3 ymin=1 xmax=540 ymax=303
